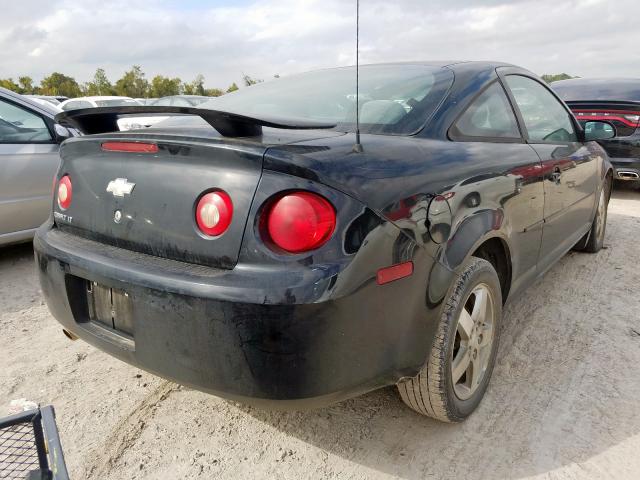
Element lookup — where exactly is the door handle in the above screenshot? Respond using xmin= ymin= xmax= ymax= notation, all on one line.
xmin=551 ymin=167 xmax=561 ymax=184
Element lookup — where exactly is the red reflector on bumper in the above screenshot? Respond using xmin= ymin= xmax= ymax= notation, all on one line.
xmin=101 ymin=142 xmax=158 ymax=153
xmin=376 ymin=261 xmax=414 ymax=285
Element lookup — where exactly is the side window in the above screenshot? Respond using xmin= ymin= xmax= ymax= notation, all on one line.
xmin=0 ymin=99 xmax=52 ymax=143
xmin=451 ymin=82 xmax=521 ymax=140
xmin=505 ymin=75 xmax=577 ymax=143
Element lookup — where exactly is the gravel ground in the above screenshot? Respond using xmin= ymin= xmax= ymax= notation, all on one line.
xmin=1 ymin=183 xmax=639 ymax=480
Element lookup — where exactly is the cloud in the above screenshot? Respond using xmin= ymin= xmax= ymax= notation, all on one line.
xmin=0 ymin=0 xmax=638 ymax=89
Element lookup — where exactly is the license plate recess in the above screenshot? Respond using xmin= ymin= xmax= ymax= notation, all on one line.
xmin=86 ymin=281 xmax=134 ymax=336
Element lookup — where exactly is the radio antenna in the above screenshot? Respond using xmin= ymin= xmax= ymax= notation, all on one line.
xmin=352 ymin=0 xmax=363 ymax=153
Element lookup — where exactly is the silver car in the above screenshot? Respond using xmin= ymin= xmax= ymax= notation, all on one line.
xmin=0 ymin=87 xmax=74 ymax=246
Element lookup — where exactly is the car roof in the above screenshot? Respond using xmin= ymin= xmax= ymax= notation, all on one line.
xmin=159 ymin=95 xmax=209 ymax=99
xmin=279 ymin=61 xmax=526 ymax=86
xmin=0 ymin=86 xmax=58 ymax=118
xmin=63 ymin=96 xmax=135 ymax=101
xmin=329 ymin=61 xmax=535 ymax=83
xmin=551 ymin=78 xmax=640 ymax=102
xmin=552 ymin=77 xmax=640 ymax=85
xmin=311 ymin=60 xmax=518 ymax=72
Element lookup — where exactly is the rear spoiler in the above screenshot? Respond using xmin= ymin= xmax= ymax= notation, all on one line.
xmin=54 ymin=106 xmax=336 ymax=137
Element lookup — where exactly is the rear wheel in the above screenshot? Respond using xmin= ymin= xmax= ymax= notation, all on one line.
xmin=575 ymin=179 xmax=610 ymax=253
xmin=398 ymin=257 xmax=502 ymax=422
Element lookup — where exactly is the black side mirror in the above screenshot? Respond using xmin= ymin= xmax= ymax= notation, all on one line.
xmin=53 ymin=124 xmax=73 ymax=143
xmin=583 ymin=121 xmax=616 ymax=141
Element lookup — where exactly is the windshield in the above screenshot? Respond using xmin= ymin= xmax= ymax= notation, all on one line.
xmin=198 ymin=64 xmax=453 ymax=135
xmin=95 ymin=99 xmax=140 ymax=107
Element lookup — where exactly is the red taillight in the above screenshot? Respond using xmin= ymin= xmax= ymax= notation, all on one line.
xmin=264 ymin=192 xmax=336 ymax=253
xmin=195 ymin=190 xmax=233 ymax=237
xmin=57 ymin=175 xmax=72 ymax=210
xmin=101 ymin=142 xmax=158 ymax=153
xmin=572 ymin=110 xmax=640 ymax=128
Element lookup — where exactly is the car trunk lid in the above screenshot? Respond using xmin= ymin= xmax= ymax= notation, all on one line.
xmin=55 ymin=134 xmax=270 ymax=269
xmin=51 ymin=106 xmax=345 ymax=269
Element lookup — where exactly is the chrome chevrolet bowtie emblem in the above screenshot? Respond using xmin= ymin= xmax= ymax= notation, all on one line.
xmin=106 ymin=178 xmax=135 ymax=197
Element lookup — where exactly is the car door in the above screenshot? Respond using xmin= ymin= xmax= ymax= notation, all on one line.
xmin=449 ymin=80 xmax=545 ymax=294
xmin=502 ymin=73 xmax=598 ymax=273
xmin=0 ymin=96 xmax=60 ymax=242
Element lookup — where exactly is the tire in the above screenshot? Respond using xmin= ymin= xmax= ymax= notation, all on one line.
xmin=575 ymin=178 xmax=610 ymax=253
xmin=397 ymin=257 xmax=502 ymax=422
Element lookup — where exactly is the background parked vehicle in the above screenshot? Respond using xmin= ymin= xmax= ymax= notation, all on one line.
xmin=134 ymin=98 xmax=158 ymax=105
xmin=57 ymin=96 xmax=142 ymax=131
xmin=150 ymin=95 xmax=210 ymax=107
xmin=552 ymin=78 xmax=640 ymax=184
xmin=26 ymin=97 xmax=63 ymax=111
xmin=120 ymin=95 xmax=211 ymax=130
xmin=24 ymin=95 xmax=67 ymax=106
xmin=58 ymin=96 xmax=141 ymax=111
xmin=0 ymin=87 xmax=75 ymax=246
xmin=38 ymin=62 xmax=614 ymax=423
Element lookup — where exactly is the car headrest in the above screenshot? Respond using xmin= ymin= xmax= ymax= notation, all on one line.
xmin=360 ymin=100 xmax=406 ymax=124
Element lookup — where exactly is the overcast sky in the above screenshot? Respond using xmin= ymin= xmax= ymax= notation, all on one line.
xmin=1 ymin=0 xmax=638 ymax=88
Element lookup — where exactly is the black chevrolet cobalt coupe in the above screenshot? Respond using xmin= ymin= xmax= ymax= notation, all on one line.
xmin=36 ymin=62 xmax=613 ymax=422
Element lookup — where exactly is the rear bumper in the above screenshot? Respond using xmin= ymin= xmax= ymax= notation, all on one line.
xmin=610 ymin=157 xmax=640 ymax=181
xmin=35 ymin=225 xmax=446 ymax=408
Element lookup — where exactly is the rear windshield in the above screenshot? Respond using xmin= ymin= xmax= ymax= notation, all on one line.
xmin=552 ymin=79 xmax=640 ymax=102
xmin=95 ymin=99 xmax=140 ymax=107
xmin=198 ymin=65 xmax=454 ymax=135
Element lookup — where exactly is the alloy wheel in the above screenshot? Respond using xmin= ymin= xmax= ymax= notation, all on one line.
xmin=451 ymin=283 xmax=496 ymax=400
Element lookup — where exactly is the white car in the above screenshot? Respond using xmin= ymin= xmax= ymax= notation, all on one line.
xmin=58 ymin=96 xmax=141 ymax=111
xmin=118 ymin=95 xmax=211 ymax=130
xmin=27 ymin=97 xmax=63 ymax=112
xmin=58 ymin=96 xmax=142 ymax=130
xmin=24 ymin=95 xmax=67 ymax=106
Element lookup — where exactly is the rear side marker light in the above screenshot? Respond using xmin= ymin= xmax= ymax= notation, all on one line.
xmin=195 ymin=190 xmax=233 ymax=237
xmin=377 ymin=261 xmax=414 ymax=285
xmin=264 ymin=191 xmax=336 ymax=253
xmin=101 ymin=142 xmax=158 ymax=153
xmin=57 ymin=175 xmax=72 ymax=210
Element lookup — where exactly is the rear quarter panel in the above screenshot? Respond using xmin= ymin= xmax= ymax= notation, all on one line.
xmin=264 ymin=134 xmax=546 ymax=299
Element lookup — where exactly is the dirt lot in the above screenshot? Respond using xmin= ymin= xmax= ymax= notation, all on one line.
xmin=1 ymin=183 xmax=639 ymax=480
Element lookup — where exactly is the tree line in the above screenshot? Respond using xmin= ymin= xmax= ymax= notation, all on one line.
xmin=541 ymin=73 xmax=576 ymax=83
xmin=0 ymin=66 xmax=265 ymax=98
xmin=0 ymin=65 xmax=575 ymax=99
